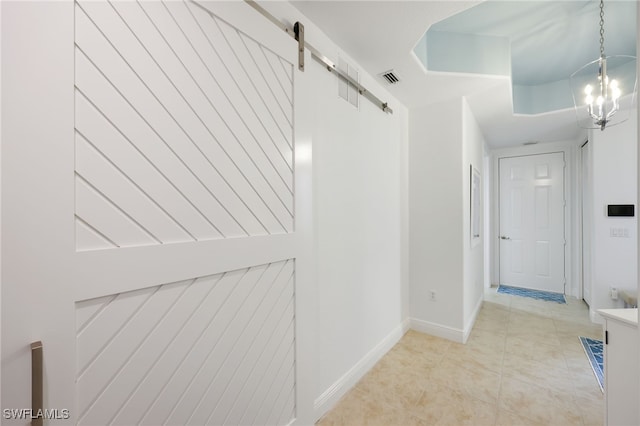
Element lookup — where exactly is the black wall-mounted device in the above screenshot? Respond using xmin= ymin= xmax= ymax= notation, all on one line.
xmin=607 ymin=204 xmax=635 ymax=217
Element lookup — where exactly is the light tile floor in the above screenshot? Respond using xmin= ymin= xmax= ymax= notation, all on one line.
xmin=317 ymin=287 xmax=604 ymax=426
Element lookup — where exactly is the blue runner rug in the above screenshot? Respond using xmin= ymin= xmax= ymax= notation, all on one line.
xmin=580 ymin=336 xmax=604 ymax=392
xmin=497 ymin=285 xmax=566 ymax=304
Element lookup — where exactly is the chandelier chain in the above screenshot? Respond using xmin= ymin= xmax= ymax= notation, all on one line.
xmin=599 ymin=0 xmax=605 ymax=57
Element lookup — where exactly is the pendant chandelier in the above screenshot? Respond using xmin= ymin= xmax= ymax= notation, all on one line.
xmin=570 ymin=0 xmax=636 ymax=131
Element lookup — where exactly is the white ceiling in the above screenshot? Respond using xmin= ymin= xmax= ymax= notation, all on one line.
xmin=290 ymin=0 xmax=638 ymax=148
xmin=429 ymin=1 xmax=636 ymax=85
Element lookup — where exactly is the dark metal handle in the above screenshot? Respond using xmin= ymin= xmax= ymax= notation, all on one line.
xmin=31 ymin=341 xmax=43 ymax=426
xmin=500 ymin=235 xmax=511 ymax=240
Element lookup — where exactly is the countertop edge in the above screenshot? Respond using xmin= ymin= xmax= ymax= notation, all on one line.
xmin=598 ymin=308 xmax=638 ymax=327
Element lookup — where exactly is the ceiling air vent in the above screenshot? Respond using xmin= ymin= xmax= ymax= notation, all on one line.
xmin=380 ymin=70 xmax=400 ymax=85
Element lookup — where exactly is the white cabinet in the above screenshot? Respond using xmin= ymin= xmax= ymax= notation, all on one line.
xmin=598 ymin=309 xmax=638 ymax=426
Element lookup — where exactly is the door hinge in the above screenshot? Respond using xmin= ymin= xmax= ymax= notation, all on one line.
xmin=605 ymin=330 xmax=608 ymax=345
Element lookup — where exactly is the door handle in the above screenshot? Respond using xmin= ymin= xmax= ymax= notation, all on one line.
xmin=31 ymin=341 xmax=43 ymax=426
xmin=500 ymin=236 xmax=511 ymax=240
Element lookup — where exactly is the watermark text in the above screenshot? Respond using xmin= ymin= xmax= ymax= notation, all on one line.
xmin=3 ymin=408 xmax=70 ymax=420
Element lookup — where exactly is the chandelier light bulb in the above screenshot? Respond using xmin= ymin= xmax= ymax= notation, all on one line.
xmin=612 ymin=87 xmax=621 ymax=100
xmin=585 ymin=85 xmax=593 ymax=95
xmin=585 ymin=95 xmax=594 ymax=105
xmin=597 ymin=96 xmax=604 ymax=106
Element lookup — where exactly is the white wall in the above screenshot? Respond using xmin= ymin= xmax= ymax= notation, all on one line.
xmin=261 ymin=2 xmax=410 ymax=420
xmin=408 ymin=97 xmax=485 ymax=342
xmin=409 ymin=99 xmax=464 ymax=336
xmin=462 ymin=98 xmax=485 ymax=331
xmin=590 ymin=113 xmax=638 ymax=319
xmin=312 ymin=71 xmax=409 ymax=405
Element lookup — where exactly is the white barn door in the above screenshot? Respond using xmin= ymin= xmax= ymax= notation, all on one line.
xmin=2 ymin=1 xmax=306 ymax=425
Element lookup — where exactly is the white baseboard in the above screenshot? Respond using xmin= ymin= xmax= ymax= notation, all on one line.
xmin=410 ymin=318 xmax=465 ymax=343
xmin=463 ymin=297 xmax=484 ymax=343
xmin=409 ymin=297 xmax=483 ymax=344
xmin=313 ymin=318 xmax=411 ymax=418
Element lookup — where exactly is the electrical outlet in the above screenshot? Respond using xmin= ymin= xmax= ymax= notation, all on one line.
xmin=430 ymin=290 xmax=437 ymax=301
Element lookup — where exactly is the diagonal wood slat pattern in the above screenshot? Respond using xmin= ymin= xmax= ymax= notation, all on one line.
xmin=74 ymin=0 xmax=294 ymax=251
xmin=75 ymin=259 xmax=296 ymax=426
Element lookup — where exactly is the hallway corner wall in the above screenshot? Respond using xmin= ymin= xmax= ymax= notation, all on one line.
xmin=409 ymin=98 xmax=465 ymax=339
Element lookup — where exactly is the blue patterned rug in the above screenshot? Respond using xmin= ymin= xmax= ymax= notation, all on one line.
xmin=497 ymin=285 xmax=566 ymax=304
xmin=580 ymin=336 xmax=604 ymax=392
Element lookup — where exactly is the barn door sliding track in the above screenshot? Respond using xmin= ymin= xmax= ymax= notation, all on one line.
xmin=241 ymin=0 xmax=394 ymax=114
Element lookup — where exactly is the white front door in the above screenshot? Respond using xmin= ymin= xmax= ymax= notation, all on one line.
xmin=499 ymin=153 xmax=565 ymax=293
xmin=2 ymin=1 xmax=307 ymax=425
